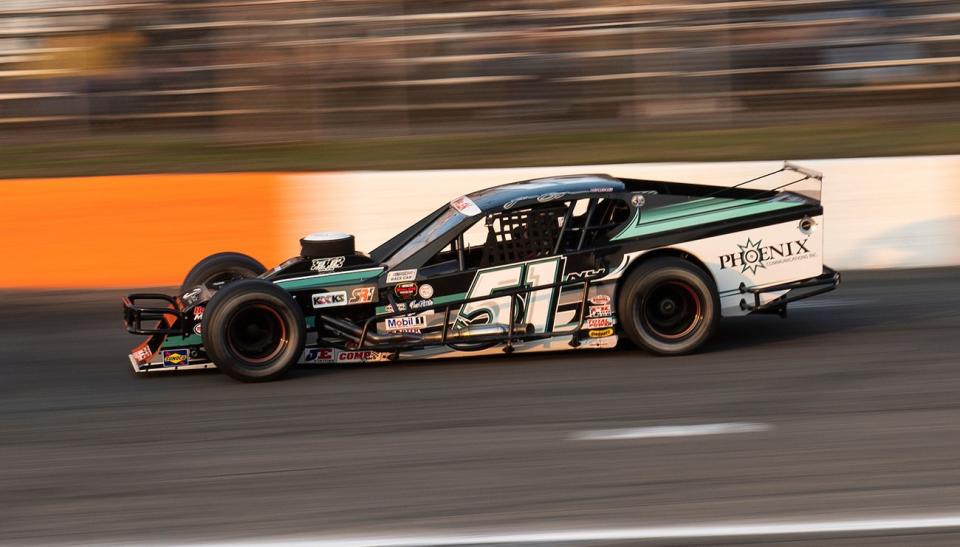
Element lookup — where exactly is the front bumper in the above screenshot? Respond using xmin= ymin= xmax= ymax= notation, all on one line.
xmin=122 ymin=293 xmax=186 ymax=335
xmin=740 ymin=266 xmax=841 ymax=315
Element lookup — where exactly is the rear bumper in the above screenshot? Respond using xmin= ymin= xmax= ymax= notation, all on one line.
xmin=740 ymin=266 xmax=841 ymax=314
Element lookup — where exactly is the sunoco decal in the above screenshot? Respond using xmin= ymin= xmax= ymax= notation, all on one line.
xmin=161 ymin=349 xmax=189 ymax=367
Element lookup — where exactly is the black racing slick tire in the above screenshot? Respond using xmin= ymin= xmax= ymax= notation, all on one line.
xmin=180 ymin=252 xmax=266 ymax=294
xmin=202 ymin=280 xmax=305 ymax=382
xmin=617 ymin=257 xmax=719 ymax=355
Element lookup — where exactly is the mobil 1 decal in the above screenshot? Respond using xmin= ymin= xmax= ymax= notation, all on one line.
xmin=455 ymin=256 xmax=598 ymax=334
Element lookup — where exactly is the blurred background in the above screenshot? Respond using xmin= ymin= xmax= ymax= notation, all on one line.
xmin=0 ymin=0 xmax=957 ymax=176
xmin=3 ymin=3 xmax=960 ymax=546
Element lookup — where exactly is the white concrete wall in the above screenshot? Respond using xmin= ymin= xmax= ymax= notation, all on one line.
xmin=283 ymin=155 xmax=960 ymax=270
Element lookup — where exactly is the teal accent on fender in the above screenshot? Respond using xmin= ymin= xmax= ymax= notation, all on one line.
xmin=612 ymin=198 xmax=804 ymax=241
xmin=274 ymin=267 xmax=384 ymax=291
xmin=161 ymin=333 xmax=202 ymax=348
xmin=376 ymin=292 xmax=467 ymax=314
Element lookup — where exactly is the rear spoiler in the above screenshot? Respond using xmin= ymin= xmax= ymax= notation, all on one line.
xmin=783 ymin=161 xmax=823 ymax=181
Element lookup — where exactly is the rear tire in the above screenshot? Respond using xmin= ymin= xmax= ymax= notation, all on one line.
xmin=617 ymin=257 xmax=718 ymax=355
xmin=180 ymin=252 xmax=266 ymax=295
xmin=202 ymin=280 xmax=305 ymax=382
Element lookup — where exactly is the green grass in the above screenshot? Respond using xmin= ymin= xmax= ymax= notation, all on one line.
xmin=1 ymin=120 xmax=958 ymax=178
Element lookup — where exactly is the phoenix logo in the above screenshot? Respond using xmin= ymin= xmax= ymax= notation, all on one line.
xmin=719 ymin=237 xmax=812 ymax=274
xmin=737 ymin=238 xmax=766 ymax=274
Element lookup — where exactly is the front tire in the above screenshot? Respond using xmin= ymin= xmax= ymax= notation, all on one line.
xmin=617 ymin=257 xmax=718 ymax=355
xmin=202 ymin=280 xmax=305 ymax=382
xmin=180 ymin=252 xmax=266 ymax=295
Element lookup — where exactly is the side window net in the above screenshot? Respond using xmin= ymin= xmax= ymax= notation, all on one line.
xmin=480 ymin=206 xmax=564 ymax=267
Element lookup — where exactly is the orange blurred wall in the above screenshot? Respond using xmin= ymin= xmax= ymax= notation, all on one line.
xmin=0 ymin=173 xmax=289 ymax=289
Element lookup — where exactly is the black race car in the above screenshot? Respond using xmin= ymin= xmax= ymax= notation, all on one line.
xmin=123 ymin=162 xmax=839 ymax=381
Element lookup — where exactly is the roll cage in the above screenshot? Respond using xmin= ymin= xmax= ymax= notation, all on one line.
xmin=387 ymin=193 xmax=636 ymax=273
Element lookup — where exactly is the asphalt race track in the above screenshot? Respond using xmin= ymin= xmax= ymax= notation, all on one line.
xmin=3 ymin=268 xmax=960 ymax=546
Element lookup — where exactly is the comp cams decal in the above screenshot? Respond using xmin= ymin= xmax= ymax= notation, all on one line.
xmin=302 ymin=348 xmax=391 ymax=364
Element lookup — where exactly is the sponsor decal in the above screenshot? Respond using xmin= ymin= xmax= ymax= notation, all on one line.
xmin=418 ymin=283 xmax=434 ymax=299
xmin=589 ymin=187 xmax=614 ymax=193
xmin=131 ymin=346 xmax=153 ymax=364
xmin=193 ymin=306 xmax=204 ymax=321
xmin=349 ymin=286 xmax=376 ymax=304
xmin=631 ymin=194 xmax=646 ymax=207
xmin=719 ymin=237 xmax=814 ymax=274
xmin=161 ymin=349 xmax=189 ymax=367
xmin=335 ymin=350 xmax=390 ymax=363
xmin=586 ymin=317 xmax=614 ymax=329
xmin=565 ymin=267 xmax=606 ymax=281
xmin=590 ymin=294 xmax=611 ymax=305
xmin=302 ymin=347 xmax=335 ymax=363
xmin=409 ymin=299 xmax=434 ymax=310
xmin=394 ymin=282 xmax=418 ymax=300
xmin=588 ymin=304 xmax=611 ymax=317
xmin=193 ymin=323 xmax=202 ymax=335
xmin=588 ymin=327 xmax=615 ymax=338
xmin=384 ymin=314 xmax=428 ymax=332
xmin=504 ymin=192 xmax=566 ymax=210
xmin=450 ymin=196 xmax=482 ymax=216
xmin=384 ymin=302 xmax=407 ymax=313
xmin=312 ymin=290 xmax=347 ymax=309
xmin=311 ymin=256 xmax=346 ymax=273
xmin=302 ymin=348 xmax=390 ymax=364
xmin=386 ymin=269 xmax=417 ymax=284
xmin=182 ymin=287 xmax=202 ymax=305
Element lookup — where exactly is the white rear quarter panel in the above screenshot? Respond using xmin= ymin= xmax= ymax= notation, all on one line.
xmin=668 ymin=215 xmax=824 ymax=316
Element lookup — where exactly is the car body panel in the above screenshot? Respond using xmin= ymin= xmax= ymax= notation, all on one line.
xmin=124 ymin=165 xmax=838 ymax=373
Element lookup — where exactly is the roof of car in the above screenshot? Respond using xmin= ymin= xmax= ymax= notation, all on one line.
xmin=465 ymin=174 xmax=625 ymax=212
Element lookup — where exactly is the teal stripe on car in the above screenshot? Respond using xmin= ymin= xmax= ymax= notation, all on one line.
xmin=613 ymin=199 xmax=803 ymax=241
xmin=638 ymin=198 xmax=758 ymax=221
xmin=274 ymin=267 xmax=384 ymax=291
xmin=161 ymin=334 xmax=201 ymax=348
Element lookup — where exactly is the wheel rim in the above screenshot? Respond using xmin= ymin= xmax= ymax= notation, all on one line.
xmin=225 ymin=304 xmax=288 ymax=364
xmin=640 ymin=280 xmax=703 ymax=341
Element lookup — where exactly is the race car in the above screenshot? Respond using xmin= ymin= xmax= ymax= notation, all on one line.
xmin=123 ymin=161 xmax=840 ymax=381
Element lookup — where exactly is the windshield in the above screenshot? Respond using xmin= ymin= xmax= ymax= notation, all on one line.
xmin=383 ymin=207 xmax=466 ymax=268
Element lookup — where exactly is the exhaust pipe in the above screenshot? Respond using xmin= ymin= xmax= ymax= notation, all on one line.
xmin=423 ymin=323 xmax=534 ymax=343
xmin=321 ymin=315 xmax=535 ymax=347
xmin=320 ymin=315 xmax=420 ymax=346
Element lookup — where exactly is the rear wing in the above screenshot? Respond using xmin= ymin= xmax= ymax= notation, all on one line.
xmin=707 ymin=161 xmax=824 ymax=203
xmin=783 ymin=161 xmax=822 ymax=181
